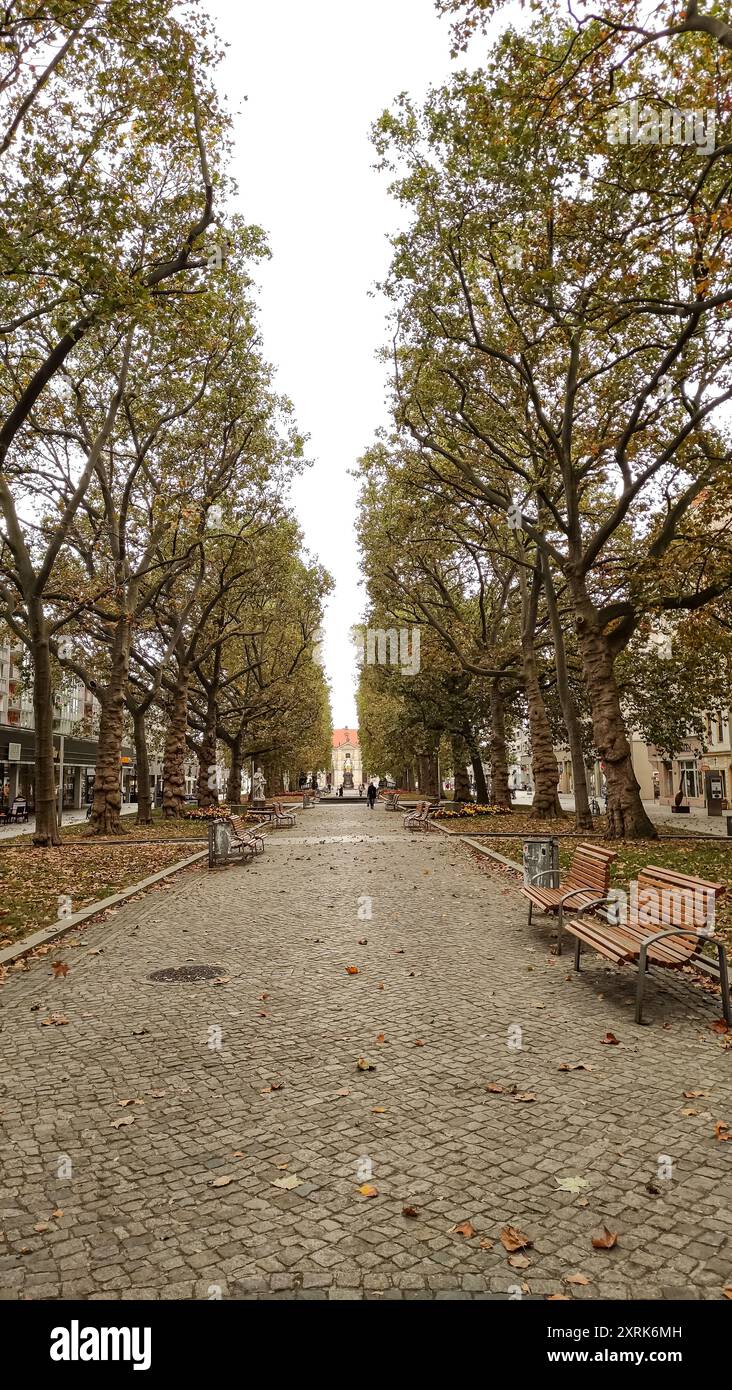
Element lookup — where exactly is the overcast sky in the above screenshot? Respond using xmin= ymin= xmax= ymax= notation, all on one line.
xmin=208 ymin=0 xmax=469 ymax=728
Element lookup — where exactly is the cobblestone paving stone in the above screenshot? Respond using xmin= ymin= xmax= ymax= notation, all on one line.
xmin=1 ymin=803 xmax=731 ymax=1301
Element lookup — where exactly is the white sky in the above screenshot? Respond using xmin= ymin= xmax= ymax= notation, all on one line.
xmin=208 ymin=0 xmax=468 ymax=727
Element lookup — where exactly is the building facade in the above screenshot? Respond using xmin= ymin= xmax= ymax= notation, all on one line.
xmin=331 ymin=727 xmax=363 ymax=790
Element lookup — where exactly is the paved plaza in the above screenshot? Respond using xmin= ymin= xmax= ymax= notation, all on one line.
xmin=1 ymin=803 xmax=730 ymax=1301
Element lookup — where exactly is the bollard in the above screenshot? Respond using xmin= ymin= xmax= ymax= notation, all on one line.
xmin=522 ymin=836 xmax=559 ymax=889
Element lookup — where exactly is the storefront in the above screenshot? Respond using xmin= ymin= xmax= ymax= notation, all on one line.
xmin=0 ymin=726 xmax=109 ymax=813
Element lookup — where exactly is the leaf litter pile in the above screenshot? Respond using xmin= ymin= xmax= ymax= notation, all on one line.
xmin=0 ymin=843 xmax=186 ymax=947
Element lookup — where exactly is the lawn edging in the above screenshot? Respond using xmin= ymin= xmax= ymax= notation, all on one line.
xmin=0 ymin=848 xmax=207 ymax=968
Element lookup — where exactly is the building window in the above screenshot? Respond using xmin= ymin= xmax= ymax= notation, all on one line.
xmin=678 ymin=759 xmax=699 ymax=798
xmin=717 ymin=714 xmax=725 ymax=743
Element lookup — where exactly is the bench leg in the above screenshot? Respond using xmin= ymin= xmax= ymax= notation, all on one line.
xmin=635 ymin=945 xmax=648 ymax=1024
xmin=574 ymin=935 xmax=582 ymax=972
xmin=718 ymin=943 xmax=731 ymax=1026
xmin=527 ymin=901 xmax=532 ymax=926
xmin=556 ymin=905 xmax=563 ymax=957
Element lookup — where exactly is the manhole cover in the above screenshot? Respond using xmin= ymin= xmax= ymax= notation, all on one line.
xmin=148 ymin=965 xmax=228 ymax=984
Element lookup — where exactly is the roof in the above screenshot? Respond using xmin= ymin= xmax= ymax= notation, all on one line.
xmin=332 ymin=727 xmax=359 ymax=749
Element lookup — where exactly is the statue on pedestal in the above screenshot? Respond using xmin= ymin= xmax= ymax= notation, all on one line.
xmin=252 ymin=767 xmax=266 ymax=805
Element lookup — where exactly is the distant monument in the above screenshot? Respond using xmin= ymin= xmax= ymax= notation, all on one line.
xmin=252 ymin=766 xmax=266 ymax=806
xmin=343 ymin=752 xmax=354 ymax=790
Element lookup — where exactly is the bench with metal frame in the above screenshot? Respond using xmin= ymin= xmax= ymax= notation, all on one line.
xmin=562 ymin=864 xmax=729 ymax=1025
xmin=226 ymin=814 xmax=264 ymax=856
xmin=208 ymin=820 xmax=256 ymax=869
xmin=521 ymin=841 xmax=618 ymax=956
xmin=403 ymin=800 xmax=436 ymax=832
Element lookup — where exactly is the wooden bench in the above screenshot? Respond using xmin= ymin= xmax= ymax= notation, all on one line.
xmin=260 ymin=798 xmax=296 ymax=827
xmin=384 ymin=792 xmax=401 ymax=812
xmin=521 ymin=842 xmax=618 ymax=955
xmin=226 ymin=814 xmax=264 ymax=856
xmin=563 ymin=865 xmax=729 ymax=1024
xmin=404 ymin=800 xmax=436 ymax=832
xmin=208 ymin=820 xmax=256 ymax=869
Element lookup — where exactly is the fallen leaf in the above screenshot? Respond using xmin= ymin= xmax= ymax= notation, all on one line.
xmin=711 ymin=1020 xmax=730 ymax=1035
xmin=547 ymin=1293 xmax=572 ymax=1301
xmin=714 ymin=1122 xmax=731 ymax=1141
xmin=372 ymin=1106 xmax=386 ymax=1114
xmin=41 ymin=1014 xmax=69 ymax=1027
xmin=479 ymin=1237 xmax=494 ymax=1250
xmin=555 ymin=1176 xmax=589 ymax=1194
xmin=564 ymin=1273 xmax=591 ymax=1286
xmin=577 ymin=1198 xmax=589 ymax=1208
xmin=260 ymin=993 xmax=269 ymax=1001
xmin=375 ymin=1033 xmax=386 ymax=1043
xmin=414 ymin=1039 xmax=425 ymax=1047
xmin=452 ymin=1220 xmax=476 ymax=1239
xmin=357 ymin=1184 xmax=379 ymax=1198
xmin=514 ymin=1092 xmax=536 ymax=1103
xmin=210 ymin=1176 xmax=233 ymax=1188
xmin=273 ymin=1174 xmax=302 ymax=1191
xmin=558 ymin=1063 xmax=593 ymax=1072
xmin=212 ymin=977 xmax=230 ymax=986
xmin=34 ymin=1223 xmax=50 ymax=1233
xmin=52 ymin=963 xmax=69 ymax=978
xmin=356 ymin=1058 xmax=376 ymax=1072
xmin=402 ymin=1206 xmax=420 ymax=1218
xmin=591 ymin=1227 xmax=618 ymax=1250
xmin=508 ymin=1254 xmax=530 ymax=1269
xmin=87 ymin=948 xmax=103 ymax=956
xmin=486 ymin=1082 xmax=505 ymax=1093
xmin=335 ymin=1088 xmax=351 ymax=1097
xmin=131 ymin=1027 xmax=149 ymax=1036
xmin=52 ymin=1210 xmax=63 ymax=1220
xmin=345 ymin=966 xmax=360 ymax=976
xmin=232 ymin=1151 xmax=246 ymax=1158
xmin=111 ymin=1115 xmax=135 ymax=1128
xmin=377 ymin=982 xmax=385 ymax=990
xmin=147 ymin=1089 xmax=166 ymax=1098
xmin=358 ymin=938 xmax=368 ymax=945
xmin=723 ymin=1285 xmax=732 ymax=1300
xmin=600 ymin=1033 xmax=620 ymax=1045
xmin=682 ymin=1090 xmax=707 ymax=1098
xmin=500 ymin=1225 xmax=533 ymax=1252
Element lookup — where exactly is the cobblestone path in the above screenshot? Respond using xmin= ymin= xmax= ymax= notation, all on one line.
xmin=1 ymin=804 xmax=730 ymax=1300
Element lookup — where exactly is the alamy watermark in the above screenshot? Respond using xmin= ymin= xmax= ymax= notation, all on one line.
xmin=353 ymin=626 xmax=421 ymax=676
xmin=607 ymin=99 xmax=715 ymax=155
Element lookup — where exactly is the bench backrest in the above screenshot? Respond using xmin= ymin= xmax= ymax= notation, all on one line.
xmin=228 ymin=814 xmax=254 ymax=840
xmin=565 ymin=842 xmax=618 ymax=897
xmin=633 ymin=865 xmax=724 ymax=943
xmin=11 ymin=800 xmax=25 ymax=812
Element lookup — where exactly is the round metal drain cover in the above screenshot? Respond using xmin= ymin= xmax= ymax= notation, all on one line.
xmin=148 ymin=965 xmax=227 ymax=984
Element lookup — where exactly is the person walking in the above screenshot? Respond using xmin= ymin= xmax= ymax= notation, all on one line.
xmin=366 ymin=781 xmax=377 ymax=810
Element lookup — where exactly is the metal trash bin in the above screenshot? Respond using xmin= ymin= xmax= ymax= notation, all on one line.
xmin=523 ymin=836 xmax=559 ymax=890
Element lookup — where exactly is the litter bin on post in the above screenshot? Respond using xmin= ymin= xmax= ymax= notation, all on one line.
xmin=522 ymin=836 xmax=559 ymax=890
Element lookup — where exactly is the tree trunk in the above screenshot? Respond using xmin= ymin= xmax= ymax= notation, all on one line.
xmin=488 ymin=680 xmax=512 ymax=810
xmin=133 ymin=706 xmax=152 ymax=826
xmin=543 ymin=560 xmax=593 ymax=831
xmin=88 ymin=620 xmax=130 ymax=835
xmin=451 ymin=734 xmax=472 ymax=802
xmin=227 ymin=730 xmax=244 ymax=806
xmin=567 ymin=571 xmax=657 ymax=839
xmin=518 ymin=564 xmax=562 ymax=818
xmin=163 ymin=669 xmax=189 ymax=818
xmin=29 ymin=605 xmax=59 ymax=846
xmin=196 ymin=696 xmax=218 ymax=808
xmin=468 ymin=744 xmax=489 ymax=802
xmin=418 ymin=753 xmax=439 ymax=798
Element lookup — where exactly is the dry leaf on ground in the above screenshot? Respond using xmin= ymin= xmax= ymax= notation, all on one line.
xmin=41 ymin=1014 xmax=69 ymax=1027
xmin=356 ymin=1058 xmax=376 ymax=1071
xmin=210 ymin=1175 xmax=233 ymax=1188
xmin=508 ymin=1254 xmax=530 ymax=1269
xmin=52 ymin=962 xmax=69 ymax=978
xmin=345 ymin=966 xmax=359 ymax=976
xmin=600 ymin=1033 xmax=620 ymax=1045
xmin=452 ymin=1220 xmax=476 ymax=1238
xmin=500 ymin=1225 xmax=533 ymax=1252
xmin=402 ymin=1206 xmax=420 ymax=1218
xmin=357 ymin=1184 xmax=378 ymax=1198
xmin=591 ymin=1227 xmax=618 ymax=1250
xmin=564 ymin=1273 xmax=591 ymax=1286
xmin=558 ymin=1063 xmax=593 ymax=1072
